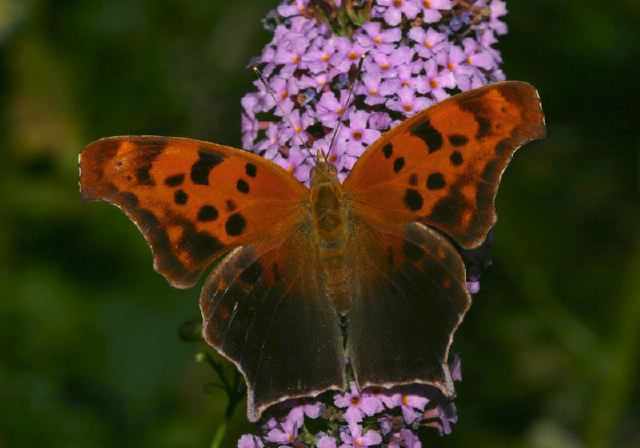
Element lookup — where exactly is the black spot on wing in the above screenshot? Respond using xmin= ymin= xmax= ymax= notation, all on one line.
xmin=404 ymin=189 xmax=423 ymax=212
xmin=198 ymin=205 xmax=219 ymax=222
xmin=402 ymin=241 xmax=425 ymax=262
xmin=448 ymin=134 xmax=468 ymax=147
xmin=136 ymin=165 xmax=154 ymax=185
xmin=476 ymin=117 xmax=491 ymax=138
xmin=426 ymin=173 xmax=446 ymax=190
xmin=164 ymin=174 xmax=185 ymax=187
xmin=450 ymin=151 xmax=463 ymax=166
xmin=393 ymin=157 xmax=405 ymax=173
xmin=174 ymin=190 xmax=188 ymax=205
xmin=118 ymin=192 xmax=139 ymax=208
xmin=179 ymin=229 xmax=223 ymax=265
xmin=237 ymin=179 xmax=250 ymax=194
xmin=428 ymin=186 xmax=470 ymax=230
xmin=225 ymin=213 xmax=246 ymax=237
xmin=495 ymin=138 xmax=512 ymax=156
xmin=191 ymin=149 xmax=224 ymax=185
xmin=245 ymin=163 xmax=257 ymax=177
xmin=411 ymin=119 xmax=442 ymax=153
xmin=382 ymin=144 xmax=393 ymax=159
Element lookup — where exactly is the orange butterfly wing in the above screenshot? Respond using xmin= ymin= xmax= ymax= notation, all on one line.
xmin=344 ymin=81 xmax=546 ymax=249
xmin=342 ymin=81 xmax=546 ymax=395
xmin=80 ymin=136 xmax=307 ymax=288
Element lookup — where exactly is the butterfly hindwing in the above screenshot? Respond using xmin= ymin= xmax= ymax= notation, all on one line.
xmin=200 ymin=226 xmax=346 ymax=421
xmin=344 ymin=81 xmax=546 ymax=249
xmin=347 ymin=220 xmax=471 ymax=394
xmin=80 ymin=136 xmax=307 ymax=288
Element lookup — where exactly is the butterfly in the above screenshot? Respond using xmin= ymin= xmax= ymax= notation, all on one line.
xmin=79 ymin=81 xmax=546 ymax=421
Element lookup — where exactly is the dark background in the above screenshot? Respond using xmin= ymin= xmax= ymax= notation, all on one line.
xmin=0 ymin=1 xmax=638 ymax=447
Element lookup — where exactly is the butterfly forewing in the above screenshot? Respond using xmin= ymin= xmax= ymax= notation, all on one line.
xmin=344 ymin=81 xmax=546 ymax=249
xmin=80 ymin=136 xmax=307 ymax=288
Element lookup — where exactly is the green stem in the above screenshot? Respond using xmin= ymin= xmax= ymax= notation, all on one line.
xmin=210 ymin=420 xmax=228 ymax=448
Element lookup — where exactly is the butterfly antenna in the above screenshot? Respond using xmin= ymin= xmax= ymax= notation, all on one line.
xmin=252 ymin=66 xmax=315 ymax=161
xmin=326 ymin=54 xmax=366 ymax=159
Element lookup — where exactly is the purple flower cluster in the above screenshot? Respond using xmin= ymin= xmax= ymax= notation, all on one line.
xmin=238 ymin=355 xmax=462 ymax=447
xmin=241 ymin=0 xmax=508 ymax=185
xmin=236 ymin=2 xmax=509 ymax=444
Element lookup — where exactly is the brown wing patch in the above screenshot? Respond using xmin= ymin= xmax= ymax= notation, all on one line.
xmin=200 ymin=228 xmax=345 ymax=421
xmin=348 ymin=220 xmax=471 ymax=394
xmin=80 ymin=136 xmax=307 ymax=288
xmin=344 ymin=81 xmax=546 ymax=249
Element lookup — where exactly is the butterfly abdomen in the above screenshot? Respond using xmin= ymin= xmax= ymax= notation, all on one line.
xmin=310 ymin=173 xmax=352 ymax=314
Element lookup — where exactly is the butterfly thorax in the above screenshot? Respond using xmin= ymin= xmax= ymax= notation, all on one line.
xmin=309 ymin=162 xmax=352 ymax=314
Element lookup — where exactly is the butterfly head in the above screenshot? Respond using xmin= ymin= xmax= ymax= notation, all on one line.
xmin=310 ymin=161 xmax=339 ymax=186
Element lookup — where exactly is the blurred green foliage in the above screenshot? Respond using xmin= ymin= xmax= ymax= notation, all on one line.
xmin=0 ymin=0 xmax=638 ymax=447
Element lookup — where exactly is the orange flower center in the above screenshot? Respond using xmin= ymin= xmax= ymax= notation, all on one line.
xmin=288 ymin=165 xmax=296 ymax=174
xmin=352 ymin=131 xmax=363 ymax=141
xmin=293 ymin=54 xmax=300 ymax=64
xmin=423 ymin=0 xmax=431 ymax=7
xmin=280 ymin=91 xmax=288 ymax=100
xmin=351 ymin=396 xmax=361 ymax=405
xmin=322 ymin=54 xmax=330 ymax=62
xmin=466 ymin=56 xmax=473 ymax=64
xmin=393 ymin=0 xmax=402 ymax=7
xmin=430 ymin=79 xmax=439 ymax=88
xmin=381 ymin=63 xmax=390 ymax=70
xmin=403 ymin=103 xmax=413 ymax=112
xmin=294 ymin=125 xmax=302 ymax=134
xmin=328 ymin=154 xmax=337 ymax=163
xmin=402 ymin=395 xmax=410 ymax=406
xmin=348 ymin=51 xmax=358 ymax=60
xmin=373 ymin=36 xmax=382 ymax=44
xmin=369 ymin=88 xmax=378 ymax=95
xmin=336 ymin=107 xmax=344 ymax=115
xmin=447 ymin=61 xmax=455 ymax=71
xmin=424 ymin=40 xmax=433 ymax=49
